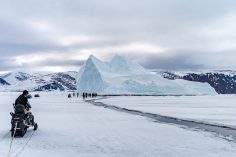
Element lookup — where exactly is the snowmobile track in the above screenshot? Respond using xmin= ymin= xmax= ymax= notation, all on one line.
xmin=13 ymin=131 xmax=35 ymax=157
xmin=8 ymin=131 xmax=35 ymax=157
xmin=86 ymin=98 xmax=236 ymax=143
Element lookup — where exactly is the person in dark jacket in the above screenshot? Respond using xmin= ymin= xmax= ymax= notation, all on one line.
xmin=82 ymin=92 xmax=85 ymax=100
xmin=15 ymin=90 xmax=32 ymax=109
xmin=15 ymin=90 xmax=34 ymax=125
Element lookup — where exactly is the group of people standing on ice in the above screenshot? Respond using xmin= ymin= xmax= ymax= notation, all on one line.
xmin=82 ymin=92 xmax=98 ymax=99
xmin=68 ymin=92 xmax=98 ymax=99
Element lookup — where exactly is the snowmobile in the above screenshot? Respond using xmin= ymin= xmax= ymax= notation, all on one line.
xmin=10 ymin=104 xmax=38 ymax=137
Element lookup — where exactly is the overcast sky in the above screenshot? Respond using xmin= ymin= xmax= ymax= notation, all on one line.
xmin=0 ymin=0 xmax=236 ymax=72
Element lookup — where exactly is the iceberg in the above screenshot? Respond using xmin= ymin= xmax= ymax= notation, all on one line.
xmin=77 ymin=55 xmax=216 ymax=95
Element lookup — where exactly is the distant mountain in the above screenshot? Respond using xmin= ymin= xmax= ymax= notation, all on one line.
xmin=160 ymin=71 xmax=236 ymax=94
xmin=77 ymin=55 xmax=216 ymax=95
xmin=0 ymin=71 xmax=77 ymax=92
xmin=0 ymin=78 xmax=10 ymax=85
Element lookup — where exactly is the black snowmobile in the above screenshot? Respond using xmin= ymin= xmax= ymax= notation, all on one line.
xmin=10 ymin=104 xmax=38 ymax=137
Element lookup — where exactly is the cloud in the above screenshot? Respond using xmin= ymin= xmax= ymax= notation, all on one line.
xmin=139 ymin=53 xmax=205 ymax=70
xmin=0 ymin=0 xmax=236 ymax=72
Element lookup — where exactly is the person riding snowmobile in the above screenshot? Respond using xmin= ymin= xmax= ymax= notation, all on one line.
xmin=14 ymin=90 xmax=34 ymax=125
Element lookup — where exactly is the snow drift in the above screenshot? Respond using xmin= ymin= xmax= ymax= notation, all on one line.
xmin=77 ymin=55 xmax=216 ymax=95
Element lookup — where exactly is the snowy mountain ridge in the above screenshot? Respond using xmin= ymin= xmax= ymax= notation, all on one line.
xmin=77 ymin=55 xmax=216 ymax=95
xmin=0 ymin=71 xmax=77 ymax=92
xmin=160 ymin=71 xmax=236 ymax=94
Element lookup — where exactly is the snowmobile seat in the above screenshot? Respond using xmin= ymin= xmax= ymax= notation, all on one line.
xmin=15 ymin=105 xmax=26 ymax=115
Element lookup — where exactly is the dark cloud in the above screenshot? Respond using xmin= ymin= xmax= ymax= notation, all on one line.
xmin=140 ymin=53 xmax=205 ymax=70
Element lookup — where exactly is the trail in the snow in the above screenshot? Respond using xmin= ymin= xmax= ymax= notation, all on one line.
xmin=5 ymin=130 xmax=35 ymax=157
xmin=12 ymin=131 xmax=35 ymax=157
xmin=87 ymin=98 xmax=236 ymax=142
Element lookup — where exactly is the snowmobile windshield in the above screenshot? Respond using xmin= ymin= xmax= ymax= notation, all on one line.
xmin=27 ymin=94 xmax=32 ymax=99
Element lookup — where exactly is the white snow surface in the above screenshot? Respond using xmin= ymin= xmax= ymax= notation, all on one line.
xmin=99 ymin=95 xmax=236 ymax=128
xmin=0 ymin=93 xmax=236 ymax=157
xmin=77 ymin=55 xmax=216 ymax=95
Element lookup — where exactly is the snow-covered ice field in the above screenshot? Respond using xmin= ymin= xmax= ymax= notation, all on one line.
xmin=99 ymin=95 xmax=236 ymax=128
xmin=1 ymin=92 xmax=236 ymax=157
